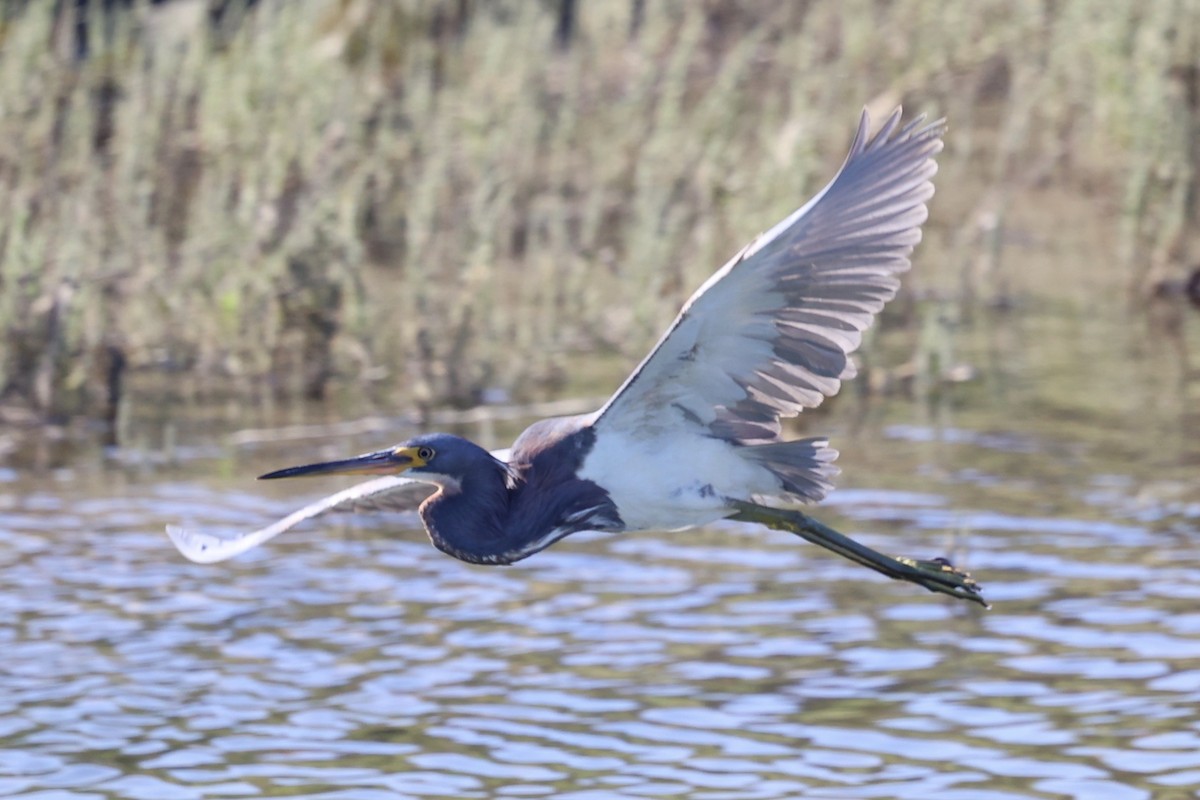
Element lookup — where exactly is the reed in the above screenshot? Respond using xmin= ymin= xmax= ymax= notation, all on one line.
xmin=0 ymin=0 xmax=1192 ymax=422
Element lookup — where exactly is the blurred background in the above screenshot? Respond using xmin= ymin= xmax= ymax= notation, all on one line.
xmin=2 ymin=2 xmax=1200 ymax=799
xmin=1 ymin=0 xmax=1197 ymax=446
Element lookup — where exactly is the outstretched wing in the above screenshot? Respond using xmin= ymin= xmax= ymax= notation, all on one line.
xmin=166 ymin=474 xmax=434 ymax=563
xmin=593 ymin=108 xmax=943 ymax=442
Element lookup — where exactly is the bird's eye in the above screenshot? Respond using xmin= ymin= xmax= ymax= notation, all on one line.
xmin=417 ymin=447 xmax=434 ymax=461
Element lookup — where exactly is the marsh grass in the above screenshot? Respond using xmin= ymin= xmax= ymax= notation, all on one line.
xmin=0 ymin=0 xmax=1195 ymax=424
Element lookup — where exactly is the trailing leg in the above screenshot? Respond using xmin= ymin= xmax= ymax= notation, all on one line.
xmin=728 ymin=500 xmax=988 ymax=608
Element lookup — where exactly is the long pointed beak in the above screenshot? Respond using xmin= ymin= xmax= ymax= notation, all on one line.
xmin=259 ymin=446 xmax=426 ymax=480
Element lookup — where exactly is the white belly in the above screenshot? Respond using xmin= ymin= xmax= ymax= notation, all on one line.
xmin=577 ymin=432 xmax=775 ymax=531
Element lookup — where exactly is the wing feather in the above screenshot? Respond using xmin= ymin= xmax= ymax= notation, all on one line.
xmin=166 ymin=475 xmax=433 ymax=563
xmin=593 ymin=107 xmax=943 ymax=442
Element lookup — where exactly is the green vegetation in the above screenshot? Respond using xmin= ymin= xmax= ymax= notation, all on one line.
xmin=0 ymin=0 xmax=1195 ymax=424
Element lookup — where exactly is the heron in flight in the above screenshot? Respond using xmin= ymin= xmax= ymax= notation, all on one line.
xmin=169 ymin=109 xmax=985 ymax=607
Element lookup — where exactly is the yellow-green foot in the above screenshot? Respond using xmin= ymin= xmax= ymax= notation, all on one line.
xmin=729 ymin=500 xmax=988 ymax=608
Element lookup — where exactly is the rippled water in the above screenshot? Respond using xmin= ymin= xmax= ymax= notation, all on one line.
xmin=3 ymin=308 xmax=1200 ymax=799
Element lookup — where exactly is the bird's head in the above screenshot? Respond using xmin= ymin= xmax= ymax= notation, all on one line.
xmin=259 ymin=432 xmax=503 ymax=491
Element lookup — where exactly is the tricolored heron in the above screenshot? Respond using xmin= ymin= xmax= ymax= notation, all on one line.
xmin=168 ymin=108 xmax=985 ymax=607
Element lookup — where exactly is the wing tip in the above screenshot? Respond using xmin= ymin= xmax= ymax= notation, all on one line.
xmin=166 ymin=523 xmax=232 ymax=564
xmin=849 ymin=105 xmax=946 ymax=175
xmin=858 ymin=104 xmax=947 ymax=146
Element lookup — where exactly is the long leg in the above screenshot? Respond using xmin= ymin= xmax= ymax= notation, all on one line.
xmin=728 ymin=501 xmax=988 ymax=608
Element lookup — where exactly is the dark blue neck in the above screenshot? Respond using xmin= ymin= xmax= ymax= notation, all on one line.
xmin=417 ymin=447 xmax=619 ymax=566
xmin=419 ymin=460 xmax=514 ymax=564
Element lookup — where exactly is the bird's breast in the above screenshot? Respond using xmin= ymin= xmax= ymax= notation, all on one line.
xmin=576 ymin=431 xmax=774 ymax=531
